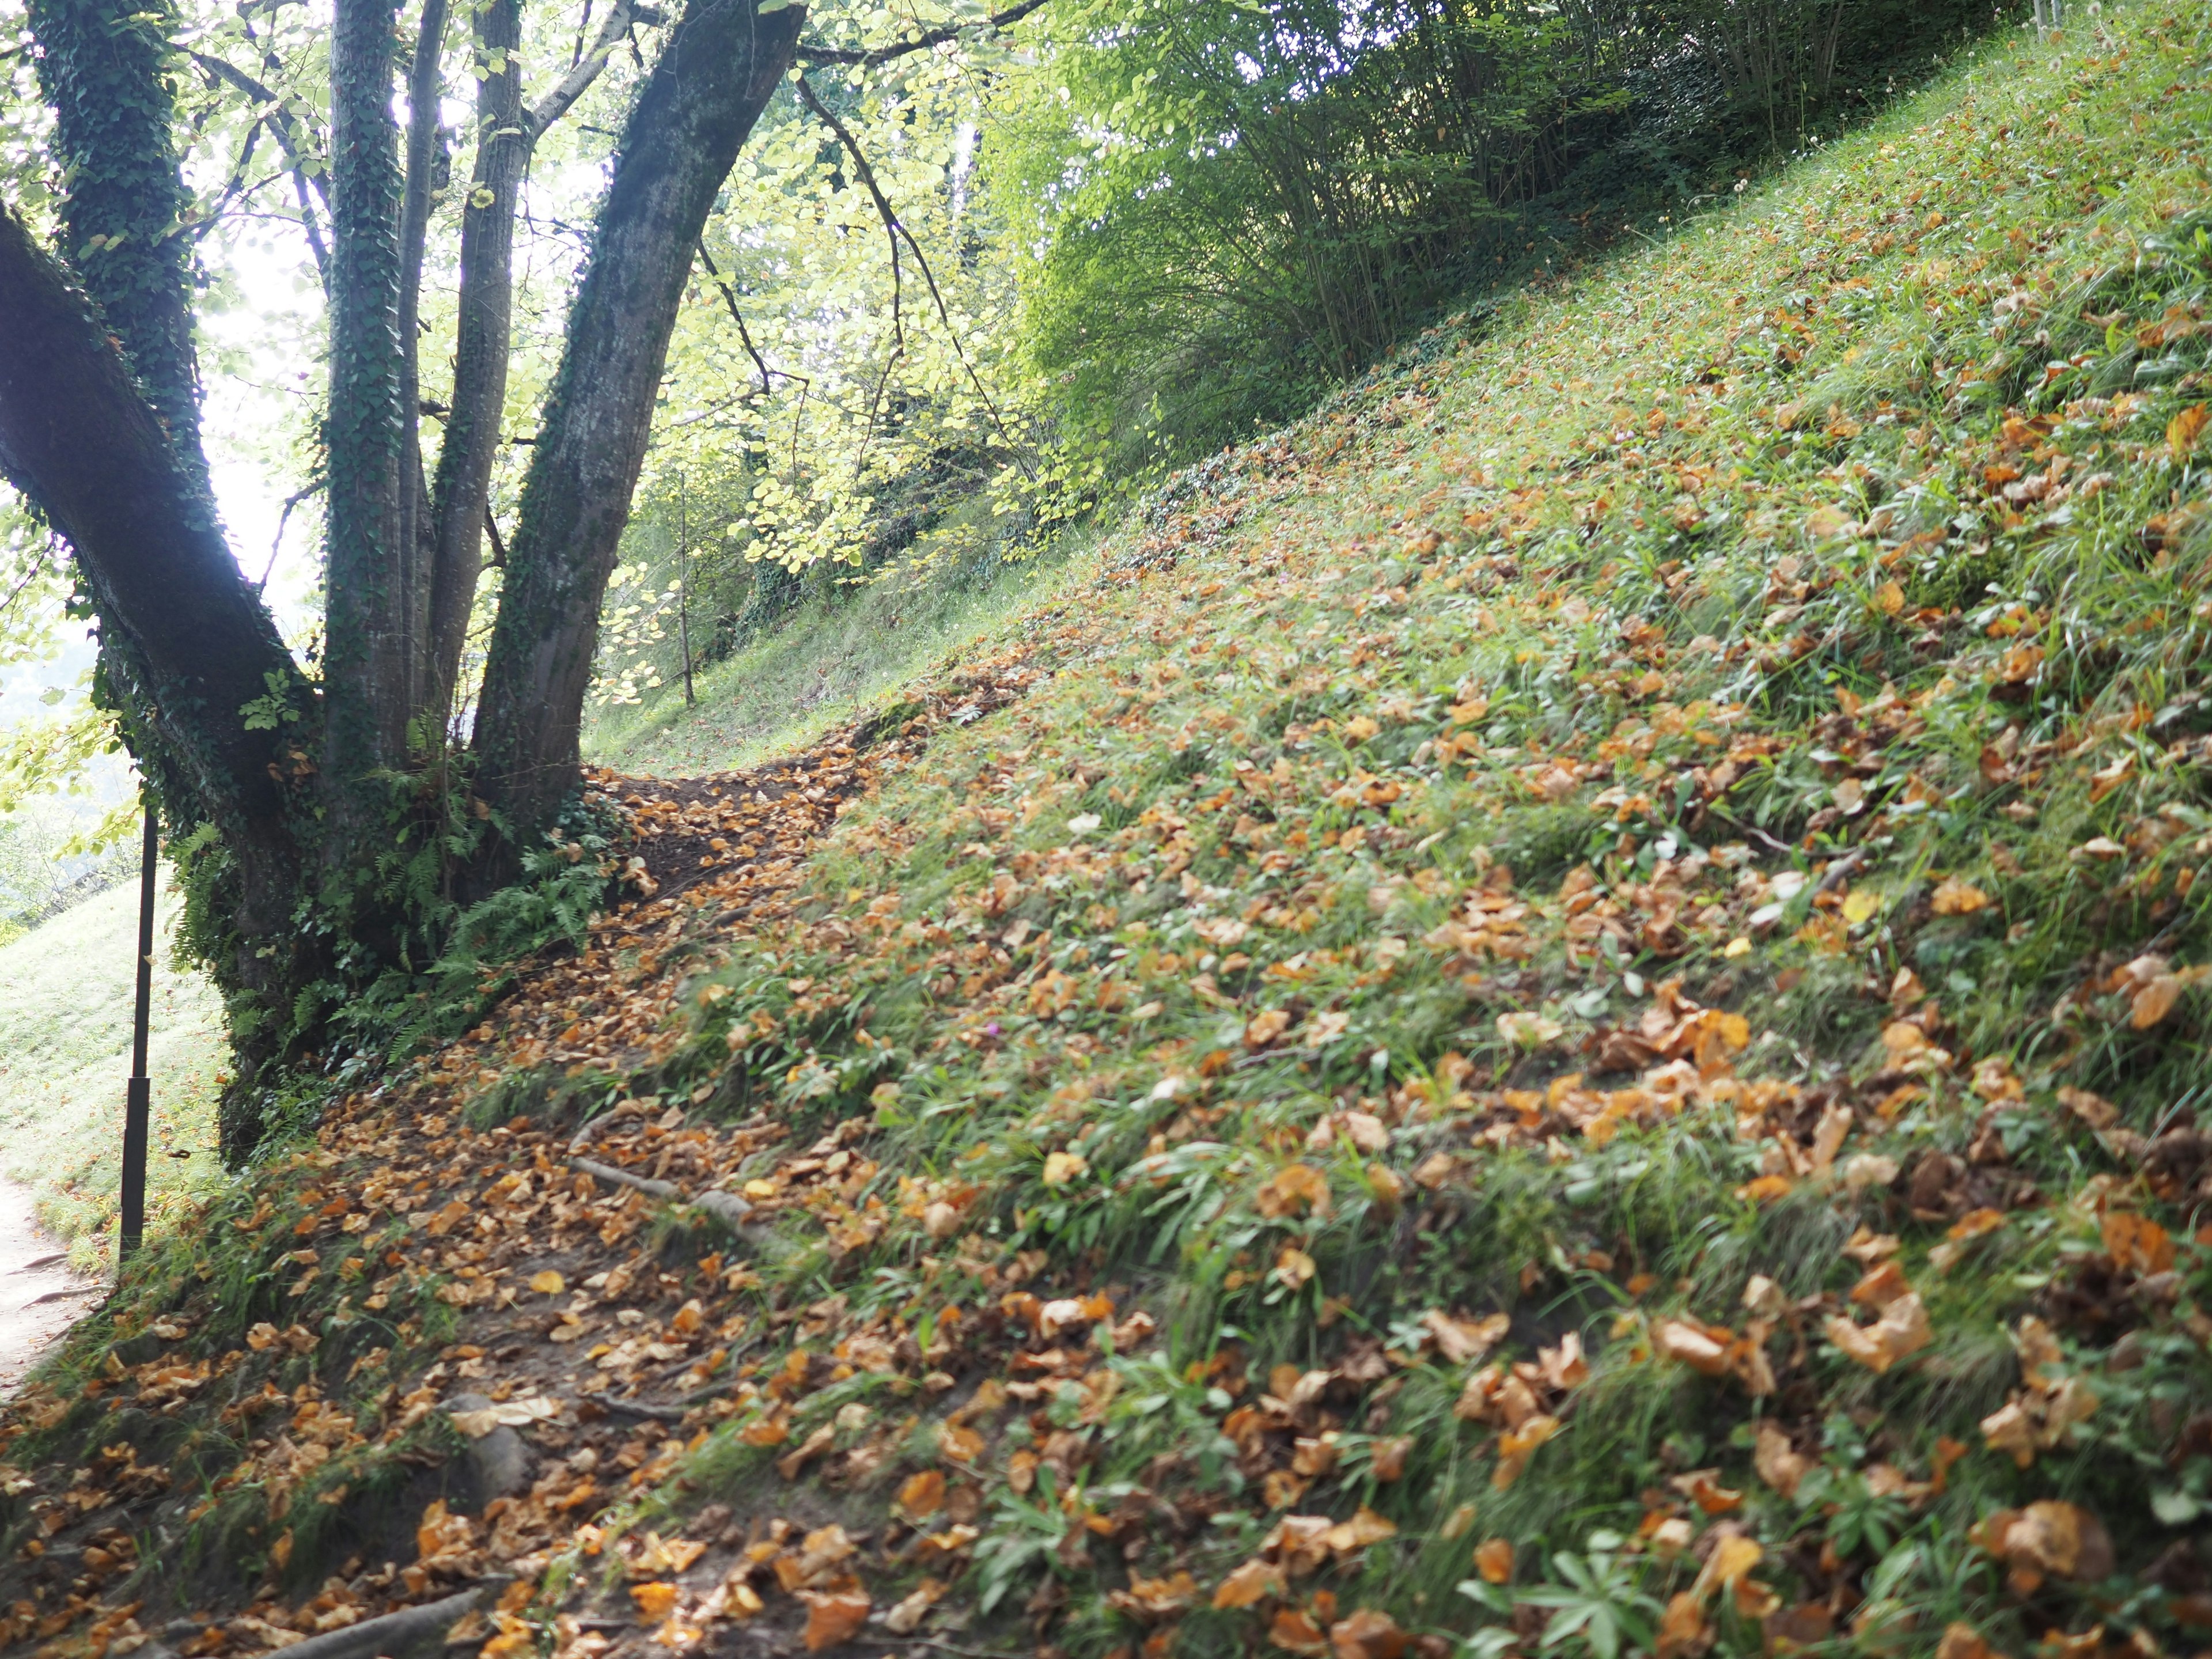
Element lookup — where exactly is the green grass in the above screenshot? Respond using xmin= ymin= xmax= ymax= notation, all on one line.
xmin=0 ymin=876 xmax=225 ymax=1268
xmin=586 ymin=521 xmax=1096 ymax=776
xmin=10 ymin=6 xmax=2212 ymax=1654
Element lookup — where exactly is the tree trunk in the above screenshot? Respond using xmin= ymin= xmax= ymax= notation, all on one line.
xmin=324 ymin=0 xmax=421 ymax=809
xmin=0 ymin=207 xmax=314 ymax=1153
xmin=398 ymin=0 xmax=453 ymax=736
xmin=425 ymin=0 xmax=525 ymax=724
xmin=24 ymin=0 xmax=210 ymax=488
xmin=472 ymin=0 xmax=805 ymax=838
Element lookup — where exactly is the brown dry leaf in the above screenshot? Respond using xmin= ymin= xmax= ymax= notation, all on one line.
xmin=1491 ymin=1414 xmax=1560 ymax=1490
xmin=1975 ymin=1501 xmax=2115 ymax=1589
xmin=2169 ymin=403 xmax=2210 ymax=459
xmin=1323 ymin=1507 xmax=1397 ymax=1556
xmin=939 ymin=1422 xmax=986 ymax=1465
xmin=1423 ymin=1309 xmax=1509 ymax=1364
xmin=1473 ymin=1538 xmax=1514 ymax=1585
xmin=1934 ymin=1623 xmax=2005 ymax=1659
xmin=1114 ymin=1572 xmax=1201 ymax=1619
xmin=1369 ymin=1437 xmax=1411 ymax=1482
xmin=1270 ymin=1610 xmax=1332 ymax=1656
xmin=528 ymin=1270 xmax=566 ymax=1295
xmin=1329 ymin=1609 xmax=1408 ymax=1659
xmin=2102 ymin=1211 xmax=2176 ymax=1274
xmin=882 ymin=1579 xmax=944 ymax=1635
xmin=1257 ymin=1163 xmax=1333 ymax=1219
xmin=798 ymin=1590 xmax=871 ymax=1652
xmin=1674 ymin=1469 xmax=1744 ymax=1514
xmin=897 ymin=1469 xmax=946 ymax=1519
xmin=777 ymin=1423 xmax=836 ymax=1479
xmin=1823 ymin=1292 xmax=1930 ymax=1374
xmin=632 ymin=1583 xmax=680 ymax=1623
xmin=1042 ymin=1150 xmax=1089 ymax=1186
xmin=1275 ymin=1246 xmax=1318 ymax=1290
xmin=1848 ymin=1261 xmax=1910 ymax=1309
xmin=1247 ymin=1009 xmax=1294 ymax=1049
xmin=1696 ymin=1535 xmax=1763 ymax=1597
xmin=1657 ymin=1591 xmax=1708 ymax=1659
xmin=2056 ymin=1086 xmax=2119 ymax=1130
xmin=1931 ymin=878 xmax=1991 ymax=915
xmin=1654 ymin=1320 xmax=1731 ymax=1377
xmin=1752 ymin=1422 xmax=1810 ymax=1498
xmin=1213 ymin=1557 xmax=1288 ymax=1610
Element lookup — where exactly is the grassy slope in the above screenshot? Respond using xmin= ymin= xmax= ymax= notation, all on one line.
xmin=6 ymin=10 xmax=2212 ymax=1658
xmin=589 ymin=521 xmax=1090 ymax=777
xmin=0 ymin=878 xmax=224 ymax=1268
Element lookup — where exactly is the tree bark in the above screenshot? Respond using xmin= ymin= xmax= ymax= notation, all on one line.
xmin=424 ymin=0 xmax=525 ymax=725
xmin=25 ymin=0 xmax=210 ymax=488
xmin=472 ymin=0 xmax=805 ymax=837
xmin=397 ymin=0 xmax=453 ymax=734
xmin=324 ymin=0 xmax=420 ymax=806
xmin=0 ymin=209 xmax=312 ymax=1130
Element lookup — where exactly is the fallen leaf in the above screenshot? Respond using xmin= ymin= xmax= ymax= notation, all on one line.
xmin=528 ymin=1270 xmax=566 ymax=1295
xmin=632 ymin=1584 xmax=680 ymax=1623
xmin=798 ymin=1590 xmax=871 ymax=1652
xmin=1213 ymin=1556 xmax=1287 ymax=1609
xmin=1330 ymin=1608 xmax=1408 ymax=1659
xmin=1931 ymin=878 xmax=1991 ymax=915
xmin=1474 ymin=1538 xmax=1513 ymax=1585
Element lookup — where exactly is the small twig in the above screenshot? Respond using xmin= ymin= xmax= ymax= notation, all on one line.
xmin=1813 ymin=843 xmax=1873 ymax=896
xmin=869 ymin=1638 xmax=1032 ymax=1659
xmin=793 ymin=0 xmax=1046 ymax=67
xmin=567 ymin=1156 xmax=756 ymax=1233
xmin=794 ymin=77 xmax=1033 ymax=481
xmin=583 ymin=1390 xmax=688 ymax=1422
xmin=262 ymin=478 xmax=326 ymax=589
xmin=694 ymin=240 xmax=792 ymax=401
xmin=249 ymin=1583 xmax=503 ymax=1659
xmin=1699 ymin=808 xmax=1797 ymax=859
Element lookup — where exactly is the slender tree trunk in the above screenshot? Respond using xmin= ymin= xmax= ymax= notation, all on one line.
xmin=325 ymin=0 xmax=419 ymax=808
xmin=398 ymin=0 xmax=453 ymax=734
xmin=425 ymin=0 xmax=525 ymax=725
xmin=473 ymin=0 xmax=805 ymax=838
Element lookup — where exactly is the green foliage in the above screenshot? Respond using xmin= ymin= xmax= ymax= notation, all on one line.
xmin=995 ymin=0 xmax=2012 ymax=469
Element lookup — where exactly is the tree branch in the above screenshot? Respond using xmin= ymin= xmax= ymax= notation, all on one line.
xmin=793 ymin=75 xmax=1032 ymax=478
xmin=793 ymin=0 xmax=1046 ymax=67
xmin=694 ymin=238 xmax=784 ymax=399
xmin=528 ymin=0 xmax=634 ymax=141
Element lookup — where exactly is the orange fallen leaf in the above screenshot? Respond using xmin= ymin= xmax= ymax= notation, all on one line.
xmin=1213 ymin=1556 xmax=1287 ymax=1609
xmin=1329 ymin=1608 xmax=1408 ymax=1659
xmin=632 ymin=1583 xmax=680 ymax=1623
xmin=798 ymin=1590 xmax=871 ymax=1652
xmin=1474 ymin=1537 xmax=1514 ymax=1585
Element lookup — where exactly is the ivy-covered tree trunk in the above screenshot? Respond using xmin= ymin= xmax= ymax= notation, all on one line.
xmin=0 ymin=207 xmax=316 ymax=1157
xmin=323 ymin=0 xmax=424 ymax=810
xmin=472 ymin=0 xmax=806 ymax=838
xmin=23 ymin=0 xmax=209 ymax=482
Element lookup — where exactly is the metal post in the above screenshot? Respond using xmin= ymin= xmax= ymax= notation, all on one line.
xmin=677 ymin=472 xmax=696 ymax=708
xmin=119 ymin=797 xmax=156 ymax=1263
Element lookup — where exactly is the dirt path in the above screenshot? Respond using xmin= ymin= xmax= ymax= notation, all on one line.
xmin=0 ymin=1178 xmax=101 ymax=1396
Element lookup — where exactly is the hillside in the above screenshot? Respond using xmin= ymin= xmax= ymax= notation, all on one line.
xmin=0 ymin=878 xmax=225 ymax=1268
xmin=5 ymin=10 xmax=2211 ymax=1659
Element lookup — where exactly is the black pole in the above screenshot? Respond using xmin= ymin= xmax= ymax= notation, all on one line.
xmin=119 ymin=797 xmax=156 ymax=1263
xmin=677 ymin=471 xmax=696 ymax=708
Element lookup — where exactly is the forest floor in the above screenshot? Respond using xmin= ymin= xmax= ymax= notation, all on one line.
xmin=5 ymin=8 xmax=2212 ymax=1659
